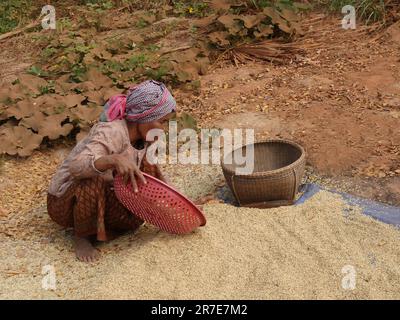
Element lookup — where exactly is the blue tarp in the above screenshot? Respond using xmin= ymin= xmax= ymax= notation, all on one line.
xmin=217 ymin=183 xmax=400 ymax=228
xmin=296 ymin=184 xmax=400 ymax=228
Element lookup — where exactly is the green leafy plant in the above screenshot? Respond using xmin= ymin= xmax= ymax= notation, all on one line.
xmin=146 ymin=44 xmax=161 ymax=52
xmin=84 ymin=0 xmax=114 ymax=11
xmin=190 ymin=25 xmax=198 ymax=34
xmin=101 ymin=53 xmax=148 ymax=78
xmin=56 ymin=17 xmax=73 ymax=33
xmin=173 ymin=0 xmax=210 ymax=17
xmin=136 ymin=18 xmax=149 ymax=28
xmin=145 ymin=65 xmax=169 ymax=81
xmin=27 ymin=66 xmax=49 ymax=78
xmin=127 ymin=53 xmax=148 ymax=69
xmin=70 ymin=63 xmax=87 ymax=83
xmin=38 ymin=82 xmax=56 ymax=95
xmin=74 ymin=43 xmax=92 ymax=55
xmin=0 ymin=0 xmax=32 ymax=34
xmin=40 ymin=47 xmax=58 ymax=60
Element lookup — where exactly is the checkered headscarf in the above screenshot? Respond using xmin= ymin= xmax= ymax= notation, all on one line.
xmin=100 ymin=80 xmax=176 ymax=123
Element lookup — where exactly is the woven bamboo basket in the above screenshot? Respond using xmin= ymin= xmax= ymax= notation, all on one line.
xmin=221 ymin=140 xmax=306 ymax=208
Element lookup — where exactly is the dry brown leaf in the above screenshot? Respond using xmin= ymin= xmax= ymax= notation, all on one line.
xmin=289 ymin=21 xmax=305 ymax=35
xmin=169 ymin=48 xmax=200 ymax=63
xmin=6 ymin=99 xmax=34 ymax=119
xmin=217 ymin=15 xmax=241 ymax=33
xmin=54 ymin=75 xmax=74 ymax=93
xmin=63 ymin=94 xmax=86 ymax=108
xmin=71 ymin=81 xmax=97 ymax=93
xmin=82 ymin=52 xmax=96 ymax=65
xmin=119 ymin=34 xmax=144 ymax=50
xmin=217 ymin=14 xmax=239 ymax=29
xmin=19 ymin=111 xmax=46 ymax=131
xmin=37 ymin=114 xmax=73 ymax=140
xmin=208 ymin=0 xmax=231 ymax=11
xmin=110 ymin=13 xmax=133 ymax=29
xmin=114 ymin=70 xmax=137 ymax=83
xmin=65 ymin=52 xmax=80 ymax=65
xmin=240 ymin=14 xmax=265 ymax=29
xmin=33 ymin=95 xmax=68 ymax=116
xmin=70 ymin=104 xmax=103 ymax=124
xmin=85 ymin=90 xmax=105 ymax=105
xmin=102 ymin=87 xmax=123 ymax=101
xmin=0 ymin=118 xmax=18 ymax=131
xmin=124 ymin=33 xmax=144 ymax=45
xmin=192 ymin=14 xmax=217 ymax=28
xmin=263 ymin=7 xmax=292 ymax=34
xmin=57 ymin=35 xmax=75 ymax=47
xmin=0 ymin=103 xmax=8 ymax=120
xmin=86 ymin=68 xmax=113 ymax=89
xmin=0 ymin=126 xmax=43 ymax=157
xmin=208 ymin=31 xmax=230 ymax=46
xmin=82 ymin=41 xmax=112 ymax=64
xmin=0 ymin=87 xmax=11 ymax=103
xmin=21 ymin=110 xmax=71 ymax=140
xmin=280 ymin=8 xmax=299 ymax=23
xmin=18 ymin=74 xmax=48 ymax=95
xmin=254 ymin=23 xmax=274 ymax=38
xmin=2 ymin=84 xmax=26 ymax=101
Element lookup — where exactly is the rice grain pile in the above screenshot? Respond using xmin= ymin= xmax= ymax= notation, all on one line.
xmin=1 ymin=160 xmax=400 ymax=299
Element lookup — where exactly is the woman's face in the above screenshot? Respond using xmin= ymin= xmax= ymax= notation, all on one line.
xmin=137 ymin=112 xmax=175 ymax=142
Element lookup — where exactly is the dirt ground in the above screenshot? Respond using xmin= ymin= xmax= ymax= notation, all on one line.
xmin=0 ymin=12 xmax=400 ymax=299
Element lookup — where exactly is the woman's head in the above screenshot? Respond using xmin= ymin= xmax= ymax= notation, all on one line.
xmin=100 ymin=80 xmax=176 ymax=124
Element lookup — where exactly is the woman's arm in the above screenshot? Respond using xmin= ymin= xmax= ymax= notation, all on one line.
xmin=68 ymin=126 xmax=146 ymax=191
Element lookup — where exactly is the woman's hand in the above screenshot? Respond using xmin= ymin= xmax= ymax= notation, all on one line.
xmin=94 ymin=153 xmax=146 ymax=192
xmin=111 ymin=154 xmax=147 ymax=192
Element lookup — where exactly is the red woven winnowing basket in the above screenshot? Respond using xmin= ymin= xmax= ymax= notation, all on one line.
xmin=113 ymin=173 xmax=206 ymax=234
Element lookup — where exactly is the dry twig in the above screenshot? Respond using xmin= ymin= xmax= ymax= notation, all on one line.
xmin=0 ymin=21 xmax=41 ymax=42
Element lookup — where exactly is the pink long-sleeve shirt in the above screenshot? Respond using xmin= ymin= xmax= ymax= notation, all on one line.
xmin=48 ymin=119 xmax=147 ymax=197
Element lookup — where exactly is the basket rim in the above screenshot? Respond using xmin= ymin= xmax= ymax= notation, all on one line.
xmin=221 ymin=139 xmax=306 ymax=178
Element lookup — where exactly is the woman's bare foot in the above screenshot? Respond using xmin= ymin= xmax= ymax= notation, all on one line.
xmin=73 ymin=235 xmax=100 ymax=263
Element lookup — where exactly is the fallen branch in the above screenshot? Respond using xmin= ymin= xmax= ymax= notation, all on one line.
xmin=160 ymin=46 xmax=193 ymax=56
xmin=0 ymin=21 xmax=41 ymax=42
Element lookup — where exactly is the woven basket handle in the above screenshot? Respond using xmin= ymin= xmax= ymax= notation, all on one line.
xmin=292 ymin=167 xmax=298 ymax=200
